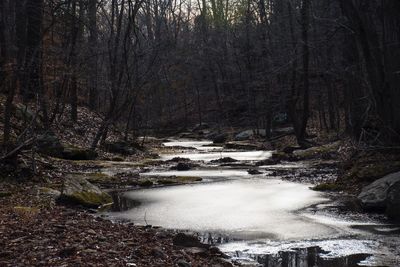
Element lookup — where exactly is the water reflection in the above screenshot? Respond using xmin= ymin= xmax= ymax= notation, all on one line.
xmin=253 ymin=247 xmax=371 ymax=267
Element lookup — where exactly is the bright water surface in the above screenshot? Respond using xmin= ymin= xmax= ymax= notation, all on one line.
xmin=108 ymin=139 xmax=400 ymax=266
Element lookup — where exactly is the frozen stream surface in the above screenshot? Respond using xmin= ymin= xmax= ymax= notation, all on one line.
xmin=108 ymin=139 xmax=400 ymax=267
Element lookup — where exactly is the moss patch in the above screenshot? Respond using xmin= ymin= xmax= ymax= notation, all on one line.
xmin=68 ymin=191 xmax=113 ymax=208
xmin=85 ymin=173 xmax=114 ymax=183
xmin=294 ymin=142 xmax=340 ymax=160
xmin=14 ymin=206 xmax=40 ymax=216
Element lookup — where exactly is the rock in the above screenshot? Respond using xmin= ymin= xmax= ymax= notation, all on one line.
xmin=37 ymin=187 xmax=61 ymax=199
xmin=210 ymin=157 xmax=238 ymax=163
xmin=212 ymin=133 xmax=228 ymax=144
xmin=172 ymin=233 xmax=208 ymax=248
xmin=386 ymin=181 xmax=400 ymax=221
xmin=36 ymin=134 xmax=64 ymax=157
xmin=14 ymin=103 xmax=35 ymax=121
xmin=358 ymin=171 xmax=400 ymax=211
xmin=248 ymin=169 xmax=262 ymax=175
xmin=171 ymin=162 xmax=192 ymax=171
xmin=62 ymin=146 xmax=97 ymax=160
xmin=293 ymin=142 xmax=340 ymax=160
xmin=168 ymin=157 xmax=191 ymax=162
xmin=176 ymin=260 xmax=192 ymax=267
xmin=104 ymin=141 xmax=136 ymax=155
xmin=59 ymin=175 xmax=113 ymax=208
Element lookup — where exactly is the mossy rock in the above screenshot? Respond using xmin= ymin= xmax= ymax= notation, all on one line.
xmin=37 ymin=187 xmax=61 ymax=198
xmin=62 ymin=146 xmax=98 ymax=161
xmin=157 ymin=179 xmax=178 ymax=185
xmin=312 ymin=183 xmax=342 ymax=192
xmin=59 ymin=175 xmax=113 ymax=208
xmin=84 ymin=173 xmax=114 ymax=183
xmin=293 ymin=142 xmax=340 ymax=160
xmin=14 ymin=103 xmax=35 ymax=121
xmin=157 ymin=176 xmax=202 ymax=185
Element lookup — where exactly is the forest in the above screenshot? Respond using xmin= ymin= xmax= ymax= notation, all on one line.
xmin=1 ymin=0 xmax=400 ymax=267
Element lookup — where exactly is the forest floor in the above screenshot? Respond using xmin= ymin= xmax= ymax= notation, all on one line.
xmin=1 ymin=96 xmax=400 ymax=266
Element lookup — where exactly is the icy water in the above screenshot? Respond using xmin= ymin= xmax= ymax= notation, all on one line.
xmin=108 ymin=139 xmax=400 ymax=267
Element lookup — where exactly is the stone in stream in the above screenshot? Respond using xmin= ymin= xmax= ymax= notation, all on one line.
xmin=247 ymin=169 xmax=262 ymax=175
xmin=358 ymin=171 xmax=400 ymax=211
xmin=210 ymin=157 xmax=238 ymax=163
xmin=172 ymin=233 xmax=209 ymax=248
xmin=170 ymin=162 xmax=195 ymax=171
xmin=58 ymin=174 xmax=113 ymax=208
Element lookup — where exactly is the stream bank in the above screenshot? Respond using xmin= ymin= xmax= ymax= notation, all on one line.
xmin=1 ymin=135 xmax=400 ymax=267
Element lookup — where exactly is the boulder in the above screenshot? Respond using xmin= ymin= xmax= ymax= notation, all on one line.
xmin=59 ymin=175 xmax=113 ymax=208
xmin=14 ymin=103 xmax=35 ymax=121
xmin=170 ymin=162 xmax=193 ymax=171
xmin=36 ymin=134 xmax=64 ymax=157
xmin=293 ymin=142 xmax=340 ymax=160
xmin=386 ymin=181 xmax=400 ymax=221
xmin=358 ymin=171 xmax=400 ymax=211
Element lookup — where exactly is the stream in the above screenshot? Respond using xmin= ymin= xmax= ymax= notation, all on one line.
xmin=107 ymin=139 xmax=400 ymax=267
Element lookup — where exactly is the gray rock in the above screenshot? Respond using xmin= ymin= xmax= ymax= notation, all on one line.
xmin=386 ymin=181 xmax=400 ymax=221
xmin=58 ymin=175 xmax=113 ymax=208
xmin=358 ymin=171 xmax=400 ymax=211
xmin=37 ymin=187 xmax=61 ymax=199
